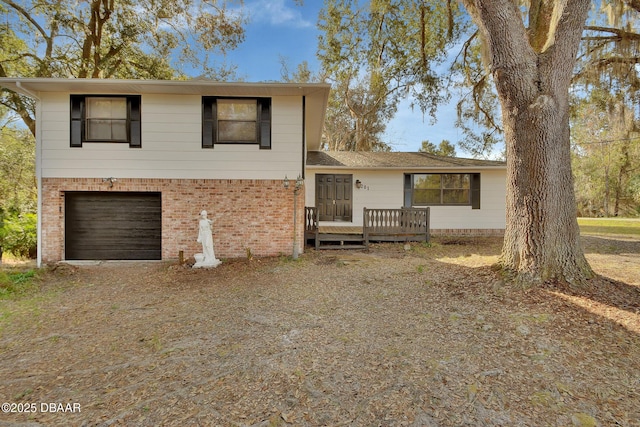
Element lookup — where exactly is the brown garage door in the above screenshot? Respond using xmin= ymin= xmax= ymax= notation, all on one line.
xmin=65 ymin=192 xmax=162 ymax=260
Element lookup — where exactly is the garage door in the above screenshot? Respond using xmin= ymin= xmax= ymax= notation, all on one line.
xmin=65 ymin=192 xmax=162 ymax=260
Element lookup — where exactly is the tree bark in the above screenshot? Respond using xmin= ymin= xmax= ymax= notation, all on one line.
xmin=463 ymin=0 xmax=594 ymax=285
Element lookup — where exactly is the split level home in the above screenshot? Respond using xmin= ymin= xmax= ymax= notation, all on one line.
xmin=0 ymin=78 xmax=506 ymax=266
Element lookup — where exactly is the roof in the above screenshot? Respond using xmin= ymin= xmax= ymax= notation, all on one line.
xmin=0 ymin=77 xmax=331 ymax=150
xmin=306 ymin=151 xmax=506 ymax=169
xmin=0 ymin=77 xmax=330 ymax=97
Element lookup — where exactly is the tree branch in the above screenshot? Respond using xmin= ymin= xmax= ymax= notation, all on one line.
xmin=620 ymin=0 xmax=640 ymax=13
xmin=1 ymin=0 xmax=50 ymax=42
xmin=584 ymin=26 xmax=640 ymax=41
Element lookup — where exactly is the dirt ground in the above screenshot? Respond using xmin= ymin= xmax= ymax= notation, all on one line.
xmin=0 ymin=236 xmax=639 ymax=427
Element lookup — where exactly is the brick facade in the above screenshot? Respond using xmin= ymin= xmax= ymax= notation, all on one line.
xmin=430 ymin=228 xmax=505 ymax=237
xmin=41 ymin=178 xmax=305 ymax=264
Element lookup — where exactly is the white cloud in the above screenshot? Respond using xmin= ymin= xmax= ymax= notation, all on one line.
xmin=246 ymin=0 xmax=314 ymax=28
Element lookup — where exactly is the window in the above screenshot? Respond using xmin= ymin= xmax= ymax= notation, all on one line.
xmin=202 ymin=97 xmax=271 ymax=149
xmin=70 ymin=95 xmax=141 ymax=148
xmin=86 ymin=97 xmax=128 ymax=142
xmin=404 ymin=173 xmax=481 ymax=209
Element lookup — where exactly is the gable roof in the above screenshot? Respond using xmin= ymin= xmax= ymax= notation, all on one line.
xmin=306 ymin=151 xmax=506 ymax=169
xmin=0 ymin=77 xmax=331 ymax=150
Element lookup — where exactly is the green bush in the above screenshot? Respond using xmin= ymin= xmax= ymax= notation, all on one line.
xmin=1 ymin=213 xmax=37 ymax=259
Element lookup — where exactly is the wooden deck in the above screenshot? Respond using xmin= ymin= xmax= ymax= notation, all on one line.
xmin=313 ymin=225 xmax=366 ymax=250
xmin=305 ymin=207 xmax=430 ymax=250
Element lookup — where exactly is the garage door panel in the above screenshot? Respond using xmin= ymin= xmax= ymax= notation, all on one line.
xmin=65 ymin=248 xmax=161 ymax=260
xmin=65 ymin=192 xmax=162 ymax=260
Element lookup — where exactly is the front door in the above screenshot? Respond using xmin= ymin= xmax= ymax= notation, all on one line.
xmin=316 ymin=174 xmax=352 ymax=221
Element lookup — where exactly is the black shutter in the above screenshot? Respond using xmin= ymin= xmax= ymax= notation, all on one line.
xmin=129 ymin=96 xmax=141 ymax=148
xmin=70 ymin=95 xmax=83 ymax=147
xmin=471 ymin=173 xmax=481 ymax=209
xmin=202 ymin=97 xmax=214 ymax=148
xmin=404 ymin=174 xmax=412 ymax=207
xmin=259 ymin=98 xmax=271 ymax=149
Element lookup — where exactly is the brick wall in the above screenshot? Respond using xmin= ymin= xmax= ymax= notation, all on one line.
xmin=430 ymin=228 xmax=505 ymax=237
xmin=41 ymin=178 xmax=305 ymax=264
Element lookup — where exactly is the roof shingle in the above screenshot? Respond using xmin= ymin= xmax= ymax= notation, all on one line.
xmin=306 ymin=151 xmax=505 ymax=169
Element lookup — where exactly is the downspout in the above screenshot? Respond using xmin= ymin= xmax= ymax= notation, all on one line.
xmin=301 ymin=95 xmax=306 ymax=179
xmin=300 ymin=96 xmax=306 ymax=257
xmin=16 ymin=82 xmax=43 ymax=267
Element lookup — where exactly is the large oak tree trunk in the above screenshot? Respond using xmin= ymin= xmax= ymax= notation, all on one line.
xmin=500 ymin=86 xmax=593 ymax=284
xmin=464 ymin=0 xmax=594 ymax=284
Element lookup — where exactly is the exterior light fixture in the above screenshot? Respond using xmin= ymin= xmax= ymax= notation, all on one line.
xmin=102 ymin=177 xmax=117 ymax=188
xmin=355 ymin=179 xmax=362 ymax=189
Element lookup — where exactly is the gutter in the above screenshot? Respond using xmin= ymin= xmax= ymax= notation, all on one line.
xmin=15 ymin=81 xmax=41 ymax=100
xmin=305 ymin=165 xmax=507 ymax=171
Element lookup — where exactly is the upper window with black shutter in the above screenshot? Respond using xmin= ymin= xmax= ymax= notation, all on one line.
xmin=202 ymin=97 xmax=271 ymax=149
xmin=70 ymin=95 xmax=141 ymax=148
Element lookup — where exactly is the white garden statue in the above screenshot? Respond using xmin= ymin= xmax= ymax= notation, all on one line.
xmin=193 ymin=210 xmax=221 ymax=268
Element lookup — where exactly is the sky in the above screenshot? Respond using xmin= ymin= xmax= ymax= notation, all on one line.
xmin=222 ymin=0 xmax=471 ymax=155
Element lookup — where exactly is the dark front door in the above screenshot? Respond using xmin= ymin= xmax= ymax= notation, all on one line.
xmin=65 ymin=192 xmax=162 ymax=260
xmin=316 ymin=174 xmax=352 ymax=222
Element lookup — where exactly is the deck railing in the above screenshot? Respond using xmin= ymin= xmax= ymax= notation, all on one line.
xmin=363 ymin=207 xmax=430 ymax=248
xmin=304 ymin=206 xmax=430 ymax=249
xmin=304 ymin=207 xmax=320 ymax=248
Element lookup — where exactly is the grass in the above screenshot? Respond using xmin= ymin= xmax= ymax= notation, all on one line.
xmin=578 ymin=217 xmax=640 ymax=237
xmin=0 ymin=269 xmax=40 ymax=332
xmin=0 ymin=269 xmax=38 ymax=300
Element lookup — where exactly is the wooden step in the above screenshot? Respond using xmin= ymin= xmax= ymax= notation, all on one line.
xmin=317 ymin=233 xmax=364 ymax=242
xmin=317 ymin=244 xmax=366 ymax=250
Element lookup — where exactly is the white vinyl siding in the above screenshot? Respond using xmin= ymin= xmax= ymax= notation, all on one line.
xmin=306 ymin=169 xmax=506 ymax=230
xmin=39 ymin=92 xmax=303 ymax=180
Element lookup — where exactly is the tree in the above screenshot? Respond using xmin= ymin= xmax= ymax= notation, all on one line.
xmin=451 ymin=30 xmax=503 ymax=158
xmin=280 ymin=59 xmax=316 ymax=84
xmin=0 ymin=109 xmax=37 ymax=260
xmin=0 ymin=212 xmax=37 ymax=260
xmin=454 ymin=2 xmax=640 ymax=157
xmin=0 ymin=114 xmax=36 ymax=214
xmin=571 ymin=91 xmax=640 ymax=217
xmin=573 ymin=1 xmax=640 ymax=103
xmin=569 ymin=2 xmax=640 ymax=217
xmin=322 ymin=76 xmax=395 ymax=151
xmin=459 ymin=0 xmax=595 ymax=284
xmin=419 ymin=140 xmax=437 ymax=153
xmin=0 ymin=0 xmax=246 ymax=135
xmin=419 ymin=139 xmax=456 ymax=157
xmin=317 ymin=0 xmax=466 ymax=151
